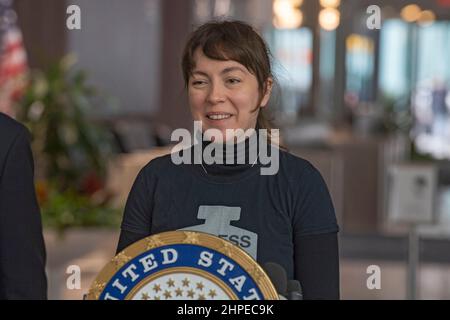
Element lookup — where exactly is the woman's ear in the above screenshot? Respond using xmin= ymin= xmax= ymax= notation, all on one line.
xmin=260 ymin=77 xmax=274 ymax=108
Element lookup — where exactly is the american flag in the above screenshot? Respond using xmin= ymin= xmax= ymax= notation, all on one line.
xmin=0 ymin=0 xmax=28 ymax=118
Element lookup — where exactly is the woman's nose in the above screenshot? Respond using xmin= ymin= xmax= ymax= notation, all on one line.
xmin=206 ymin=82 xmax=226 ymax=104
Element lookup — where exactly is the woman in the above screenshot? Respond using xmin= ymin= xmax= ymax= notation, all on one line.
xmin=117 ymin=20 xmax=340 ymax=299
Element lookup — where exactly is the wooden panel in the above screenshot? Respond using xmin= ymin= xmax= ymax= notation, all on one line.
xmin=338 ymin=140 xmax=380 ymax=232
xmin=14 ymin=0 xmax=67 ymax=69
xmin=157 ymin=0 xmax=193 ymax=131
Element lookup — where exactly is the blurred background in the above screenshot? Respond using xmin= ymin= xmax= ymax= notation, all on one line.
xmin=1 ymin=0 xmax=450 ymax=299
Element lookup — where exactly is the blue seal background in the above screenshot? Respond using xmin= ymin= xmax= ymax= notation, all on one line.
xmin=100 ymin=244 xmax=263 ymax=300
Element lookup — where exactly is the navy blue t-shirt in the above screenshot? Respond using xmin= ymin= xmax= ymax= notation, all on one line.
xmin=119 ymin=138 xmax=339 ymax=281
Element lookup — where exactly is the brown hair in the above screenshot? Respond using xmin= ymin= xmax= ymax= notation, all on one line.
xmin=181 ymin=19 xmax=284 ymax=148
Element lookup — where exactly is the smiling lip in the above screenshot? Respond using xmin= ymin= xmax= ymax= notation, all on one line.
xmin=206 ymin=112 xmax=233 ymax=120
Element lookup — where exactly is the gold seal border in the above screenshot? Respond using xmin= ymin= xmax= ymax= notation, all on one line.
xmin=86 ymin=231 xmax=279 ymax=300
xmin=125 ymin=267 xmax=238 ymax=300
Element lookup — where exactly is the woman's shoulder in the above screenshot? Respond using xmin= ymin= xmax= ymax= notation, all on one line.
xmin=278 ymin=147 xmax=318 ymax=176
xmin=140 ymin=152 xmax=175 ymax=175
xmin=275 ymin=147 xmax=330 ymax=192
xmin=138 ymin=146 xmax=193 ymax=177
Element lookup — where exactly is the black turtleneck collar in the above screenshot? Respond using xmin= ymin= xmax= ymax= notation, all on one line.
xmin=195 ymin=129 xmax=261 ymax=177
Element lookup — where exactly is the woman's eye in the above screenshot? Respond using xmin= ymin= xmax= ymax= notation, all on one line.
xmin=227 ymin=78 xmax=241 ymax=84
xmin=192 ymin=80 xmax=207 ymax=86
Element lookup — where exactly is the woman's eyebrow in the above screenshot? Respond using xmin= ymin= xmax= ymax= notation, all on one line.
xmin=220 ymin=66 xmax=246 ymax=75
xmin=192 ymin=70 xmax=208 ymax=77
xmin=192 ymin=66 xmax=246 ymax=77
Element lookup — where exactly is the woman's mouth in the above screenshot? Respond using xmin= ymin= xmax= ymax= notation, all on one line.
xmin=206 ymin=113 xmax=233 ymax=121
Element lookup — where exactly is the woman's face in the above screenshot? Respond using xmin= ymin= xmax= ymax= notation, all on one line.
xmin=188 ymin=48 xmax=272 ymax=142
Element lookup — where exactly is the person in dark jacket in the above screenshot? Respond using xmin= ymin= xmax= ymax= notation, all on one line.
xmin=0 ymin=112 xmax=47 ymax=299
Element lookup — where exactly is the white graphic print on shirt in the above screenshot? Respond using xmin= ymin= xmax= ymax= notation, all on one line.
xmin=179 ymin=205 xmax=258 ymax=259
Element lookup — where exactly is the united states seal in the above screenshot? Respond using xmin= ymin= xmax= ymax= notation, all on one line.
xmin=86 ymin=231 xmax=278 ymax=300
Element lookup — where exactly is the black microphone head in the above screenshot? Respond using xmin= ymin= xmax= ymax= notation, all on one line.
xmin=287 ymin=280 xmax=303 ymax=300
xmin=263 ymin=262 xmax=287 ymax=296
xmin=287 ymin=280 xmax=302 ymax=293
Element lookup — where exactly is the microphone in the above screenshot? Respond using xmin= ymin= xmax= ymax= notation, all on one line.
xmin=263 ymin=262 xmax=304 ymax=300
xmin=263 ymin=262 xmax=287 ymax=299
xmin=287 ymin=280 xmax=303 ymax=300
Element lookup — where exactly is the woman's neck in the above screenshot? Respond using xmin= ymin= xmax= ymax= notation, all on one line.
xmin=200 ymin=129 xmax=259 ymax=165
